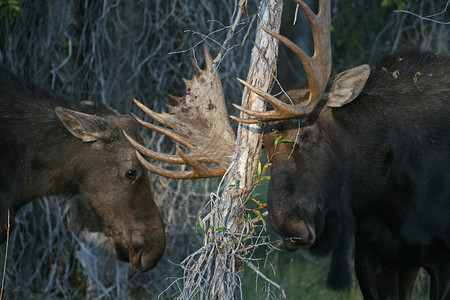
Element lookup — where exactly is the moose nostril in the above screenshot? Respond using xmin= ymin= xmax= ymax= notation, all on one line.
xmin=133 ymin=250 xmax=145 ymax=271
xmin=114 ymin=241 xmax=130 ymax=262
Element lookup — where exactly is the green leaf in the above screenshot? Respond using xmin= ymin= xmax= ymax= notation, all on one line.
xmin=281 ymin=137 xmax=293 ymax=143
xmin=198 ymin=216 xmax=205 ymax=231
xmin=254 ymin=210 xmax=266 ymax=228
xmin=274 ymin=135 xmax=283 ymax=148
xmin=257 ymin=161 xmax=262 ymax=176
xmin=275 ymin=134 xmax=293 ymax=149
xmin=215 ymin=227 xmax=227 ymax=231
xmin=229 ymin=178 xmax=238 ymax=188
xmin=261 ymin=162 xmax=270 ymax=176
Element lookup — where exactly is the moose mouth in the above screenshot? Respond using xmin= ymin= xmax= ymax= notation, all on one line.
xmin=113 ymin=240 xmax=160 ymax=272
xmin=283 ymin=237 xmax=305 ymax=252
xmin=279 ymin=218 xmax=316 ymax=252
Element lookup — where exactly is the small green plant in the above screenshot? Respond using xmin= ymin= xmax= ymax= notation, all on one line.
xmin=242 ymin=130 xmax=294 ymax=236
xmin=380 ymin=0 xmax=406 ymax=10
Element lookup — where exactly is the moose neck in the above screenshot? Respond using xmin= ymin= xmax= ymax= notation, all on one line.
xmin=0 ymin=101 xmax=86 ymax=243
xmin=319 ymin=105 xmax=387 ymax=212
xmin=13 ymin=116 xmax=87 ymax=209
xmin=0 ymin=81 xmax=93 ymax=212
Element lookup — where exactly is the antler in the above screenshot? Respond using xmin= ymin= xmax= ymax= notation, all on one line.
xmin=125 ymin=44 xmax=236 ymax=179
xmin=231 ymin=0 xmax=331 ymax=123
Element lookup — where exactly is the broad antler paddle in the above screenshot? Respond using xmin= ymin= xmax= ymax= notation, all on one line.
xmin=125 ymin=44 xmax=236 ymax=179
xmin=231 ymin=0 xmax=331 ymax=123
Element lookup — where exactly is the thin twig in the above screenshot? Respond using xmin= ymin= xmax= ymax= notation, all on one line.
xmin=1 ymin=210 xmax=10 ymax=299
xmin=394 ymin=0 xmax=450 ymax=25
xmin=244 ymin=260 xmax=286 ymax=299
xmin=212 ymin=0 xmax=247 ymax=70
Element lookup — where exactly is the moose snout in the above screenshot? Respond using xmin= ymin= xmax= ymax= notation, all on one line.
xmin=114 ymin=231 xmax=165 ymax=272
xmin=269 ymin=200 xmax=317 ymax=251
xmin=280 ymin=217 xmax=316 ymax=251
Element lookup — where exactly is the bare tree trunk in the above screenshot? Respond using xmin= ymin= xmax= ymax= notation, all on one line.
xmin=178 ymin=0 xmax=283 ymax=299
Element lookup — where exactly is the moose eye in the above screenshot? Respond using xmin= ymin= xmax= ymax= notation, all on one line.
xmin=299 ymin=130 xmax=315 ymax=151
xmin=125 ymin=170 xmax=137 ymax=181
xmin=300 ymin=132 xmax=309 ymax=143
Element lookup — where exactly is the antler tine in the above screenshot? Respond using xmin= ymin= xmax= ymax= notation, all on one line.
xmin=231 ymin=78 xmax=304 ymax=123
xmin=175 ymin=146 xmax=228 ymax=177
xmin=234 ymin=0 xmax=331 ymax=122
xmin=135 ymin=150 xmax=227 ymax=179
xmin=128 ymin=44 xmax=236 ymax=179
xmin=124 ymin=131 xmax=185 ymax=164
xmin=134 ymin=151 xmax=196 ymax=180
xmin=202 ymin=42 xmax=214 ymax=70
xmin=131 ymin=111 xmax=193 ymax=149
xmin=133 ymin=98 xmax=173 ymax=128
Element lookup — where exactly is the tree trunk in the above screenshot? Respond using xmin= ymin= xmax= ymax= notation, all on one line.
xmin=179 ymin=0 xmax=283 ymax=299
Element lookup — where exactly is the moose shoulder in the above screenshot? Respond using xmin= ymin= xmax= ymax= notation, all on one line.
xmin=0 ymin=66 xmax=165 ymax=272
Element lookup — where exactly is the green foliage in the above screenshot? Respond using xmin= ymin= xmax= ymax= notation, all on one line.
xmin=330 ymin=0 xmax=448 ymax=71
xmin=193 ymin=216 xmax=206 ymax=231
xmin=0 ymin=0 xmax=23 ymax=23
xmin=380 ymin=0 xmax=406 ymax=10
xmin=245 ymin=130 xmax=295 ymax=232
xmin=330 ymin=1 xmax=395 ymax=69
xmin=274 ymin=134 xmax=293 ymax=149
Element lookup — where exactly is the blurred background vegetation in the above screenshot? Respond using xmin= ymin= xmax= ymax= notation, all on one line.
xmin=0 ymin=0 xmax=448 ymax=299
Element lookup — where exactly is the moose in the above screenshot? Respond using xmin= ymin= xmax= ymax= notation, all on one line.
xmin=126 ymin=0 xmax=450 ymax=298
xmin=0 ymin=65 xmax=165 ymax=272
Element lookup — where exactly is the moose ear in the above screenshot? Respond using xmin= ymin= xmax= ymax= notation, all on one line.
xmin=55 ymin=107 xmax=108 ymax=142
xmin=326 ymin=64 xmax=370 ymax=107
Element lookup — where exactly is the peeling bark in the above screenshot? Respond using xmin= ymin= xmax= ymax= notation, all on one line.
xmin=179 ymin=0 xmax=283 ymax=299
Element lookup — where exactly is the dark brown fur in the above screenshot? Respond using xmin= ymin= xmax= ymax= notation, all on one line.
xmin=0 ymin=66 xmax=165 ymax=272
xmin=264 ymin=51 xmax=450 ymax=298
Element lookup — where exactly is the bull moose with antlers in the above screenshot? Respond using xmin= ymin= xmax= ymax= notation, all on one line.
xmin=0 ymin=66 xmax=165 ymax=272
xmin=127 ymin=0 xmax=449 ymax=298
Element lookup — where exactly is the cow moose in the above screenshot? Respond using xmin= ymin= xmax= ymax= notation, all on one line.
xmin=126 ymin=0 xmax=450 ymax=299
xmin=0 ymin=65 xmax=165 ymax=272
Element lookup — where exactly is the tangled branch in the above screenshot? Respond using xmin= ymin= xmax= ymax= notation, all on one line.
xmin=394 ymin=0 xmax=450 ymax=25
